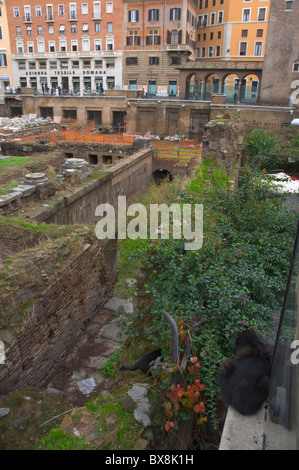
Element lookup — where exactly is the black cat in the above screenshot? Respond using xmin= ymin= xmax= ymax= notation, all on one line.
xmin=119 ymin=349 xmax=162 ymax=375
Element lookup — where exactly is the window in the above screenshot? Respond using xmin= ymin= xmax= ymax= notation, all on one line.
xmin=24 ymin=6 xmax=31 ymax=22
xmin=18 ymin=61 xmax=26 ymax=70
xmin=243 ymin=9 xmax=250 ymax=21
xmin=27 ymin=42 xmax=34 ymax=53
xmin=201 ymin=47 xmax=206 ymax=58
xmin=258 ymin=8 xmax=266 ymax=21
xmin=58 ymin=5 xmax=65 ymax=15
xmin=49 ymin=41 xmax=55 ymax=52
xmin=218 ymin=11 xmax=223 ymax=23
xmin=106 ymin=38 xmax=114 ymax=50
xmin=95 ymin=39 xmax=101 ymax=50
xmin=254 ymin=41 xmax=263 ymax=56
xmin=95 ymin=60 xmax=103 ymax=68
xmin=106 ymin=2 xmax=113 ymax=13
xmin=239 ymin=41 xmax=247 ymax=56
xmin=16 ymin=26 xmax=22 ymax=36
xmin=107 ymin=22 xmax=113 ymax=32
xmin=242 ymin=29 xmax=248 ymax=38
xmin=82 ymin=38 xmax=90 ymax=51
xmin=218 ymin=31 xmax=221 ymax=39
xmin=83 ymin=23 xmax=89 ymax=32
xmin=257 ymin=29 xmax=263 ymax=37
xmin=71 ymin=23 xmax=77 ymax=33
xmin=39 ymin=61 xmax=47 ymax=69
xmin=49 ymin=60 xmax=57 ymax=68
xmin=126 ymin=31 xmax=140 ymax=46
xmin=210 ymin=32 xmax=214 ymax=40
xmin=171 ymin=30 xmax=179 ymax=44
xmin=208 ymin=46 xmax=213 ymax=57
xmin=83 ymin=60 xmax=91 ymax=68
xmin=82 ymin=3 xmax=88 ymax=14
xmin=37 ymin=25 xmax=43 ymax=35
xmin=36 ymin=6 xmax=42 ymax=17
xmin=293 ymin=63 xmax=299 ymax=72
xmin=149 ymin=57 xmax=159 ymax=65
xmin=216 ymin=45 xmax=221 ymax=57
xmin=26 ymin=26 xmax=32 ymax=36
xmin=170 ymin=56 xmax=180 ymax=65
xmin=72 ymin=60 xmax=79 ymax=68
xmin=148 ymin=9 xmax=159 ymax=21
xmin=93 ymin=2 xmax=101 ymax=19
xmin=146 ymin=29 xmax=161 ymax=45
xmin=211 ymin=12 xmax=215 ymax=25
xmin=49 ymin=25 xmax=54 ymax=34
xmin=71 ymin=40 xmax=78 ymax=51
xmin=285 ymin=0 xmax=293 ymax=10
xmin=70 ymin=3 xmax=77 ymax=19
xmin=106 ymin=60 xmax=115 ymax=68
xmin=60 ymin=60 xmax=68 ymax=68
xmin=17 ymin=42 xmax=24 ymax=53
xmin=13 ymin=7 xmax=20 ymax=18
xmin=126 ymin=57 xmax=138 ymax=65
xmin=60 ymin=25 xmax=65 ymax=33
xmin=37 ymin=41 xmax=45 ymax=52
xmin=128 ymin=10 xmax=139 ymax=22
xmin=60 ymin=39 xmax=67 ymax=52
xmin=0 ymin=54 xmax=7 ymax=66
xmin=29 ymin=61 xmax=36 ymax=69
xmin=95 ymin=22 xmax=101 ymax=32
xmin=170 ymin=8 xmax=181 ymax=20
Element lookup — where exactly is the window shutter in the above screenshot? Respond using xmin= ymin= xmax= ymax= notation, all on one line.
xmin=136 ymin=10 xmax=139 ymax=22
xmin=167 ymin=30 xmax=171 ymax=44
xmin=170 ymin=8 xmax=173 ymax=20
xmin=178 ymin=8 xmax=181 ymax=20
xmin=148 ymin=10 xmax=151 ymax=21
xmin=178 ymin=30 xmax=182 ymax=44
xmin=157 ymin=10 xmax=159 ymax=21
xmin=135 ymin=36 xmax=140 ymax=46
xmin=128 ymin=11 xmax=131 ymax=22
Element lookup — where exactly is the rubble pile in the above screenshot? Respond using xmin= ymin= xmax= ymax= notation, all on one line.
xmin=1 ymin=116 xmax=53 ymax=133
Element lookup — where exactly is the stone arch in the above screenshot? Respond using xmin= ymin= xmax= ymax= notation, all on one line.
xmin=203 ymin=73 xmax=221 ymax=100
xmin=185 ymin=72 xmax=203 ymax=100
xmin=222 ymin=73 xmax=241 ymax=103
xmin=240 ymin=73 xmax=261 ymax=104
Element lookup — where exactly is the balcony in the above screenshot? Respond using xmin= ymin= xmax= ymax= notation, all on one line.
xmin=45 ymin=13 xmax=54 ymax=22
xmin=165 ymin=43 xmax=193 ymax=53
xmin=68 ymin=13 xmax=78 ymax=21
xmin=23 ymin=14 xmax=32 ymax=23
xmin=92 ymin=12 xmax=102 ymax=20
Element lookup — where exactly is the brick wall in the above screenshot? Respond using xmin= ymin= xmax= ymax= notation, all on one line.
xmin=0 ymin=236 xmax=117 ymax=395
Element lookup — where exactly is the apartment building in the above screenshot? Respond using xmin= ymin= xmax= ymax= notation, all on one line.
xmin=0 ymin=0 xmax=14 ymax=89
xmin=123 ymin=0 xmax=199 ymax=97
xmin=196 ymin=0 xmax=270 ymax=62
xmin=260 ymin=0 xmax=299 ymax=107
xmin=7 ymin=0 xmax=123 ymax=95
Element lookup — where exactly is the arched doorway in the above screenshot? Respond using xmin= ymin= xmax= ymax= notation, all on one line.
xmin=204 ymin=73 xmax=220 ymax=101
xmin=185 ymin=73 xmax=202 ymax=100
xmin=222 ymin=74 xmax=240 ymax=103
xmin=240 ymin=74 xmax=260 ymax=104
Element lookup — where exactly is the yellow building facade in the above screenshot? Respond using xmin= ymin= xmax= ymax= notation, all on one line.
xmin=196 ymin=0 xmax=270 ymax=61
xmin=0 ymin=0 xmax=13 ymax=89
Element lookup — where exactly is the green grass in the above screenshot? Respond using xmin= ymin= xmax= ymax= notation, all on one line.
xmin=0 ymin=181 xmax=19 ymax=195
xmin=38 ymin=429 xmax=87 ymax=450
xmin=0 ymin=157 xmax=31 ymax=175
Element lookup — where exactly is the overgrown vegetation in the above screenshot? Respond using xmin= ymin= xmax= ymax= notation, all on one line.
xmin=117 ymin=157 xmax=298 ymax=429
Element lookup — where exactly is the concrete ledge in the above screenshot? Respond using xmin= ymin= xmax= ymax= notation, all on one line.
xmin=219 ymin=404 xmax=267 ymax=450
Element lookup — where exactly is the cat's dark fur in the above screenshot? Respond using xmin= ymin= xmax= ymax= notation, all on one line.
xmin=119 ymin=349 xmax=162 ymax=375
xmin=218 ymin=329 xmax=273 ymax=415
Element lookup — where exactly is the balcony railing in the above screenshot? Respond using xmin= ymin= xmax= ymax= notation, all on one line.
xmin=68 ymin=12 xmax=78 ymax=20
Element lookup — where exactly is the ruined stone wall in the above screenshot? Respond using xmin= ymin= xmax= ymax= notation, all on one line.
xmin=202 ymin=112 xmax=245 ymax=180
xmin=32 ymin=147 xmax=153 ymax=225
xmin=0 ymin=232 xmax=117 ymax=396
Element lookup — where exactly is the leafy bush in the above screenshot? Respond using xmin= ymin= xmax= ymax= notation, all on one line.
xmin=124 ymin=163 xmax=297 ymax=426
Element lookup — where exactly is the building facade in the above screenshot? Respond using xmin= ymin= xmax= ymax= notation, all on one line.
xmin=260 ymin=0 xmax=299 ymax=107
xmin=123 ymin=0 xmax=199 ymax=97
xmin=7 ymin=0 xmax=123 ymax=95
xmin=0 ymin=0 xmax=14 ymax=89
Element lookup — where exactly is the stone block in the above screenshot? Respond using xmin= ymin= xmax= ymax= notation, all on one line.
xmin=9 ymin=185 xmax=36 ymax=197
xmin=0 ymin=192 xmax=22 ymax=208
